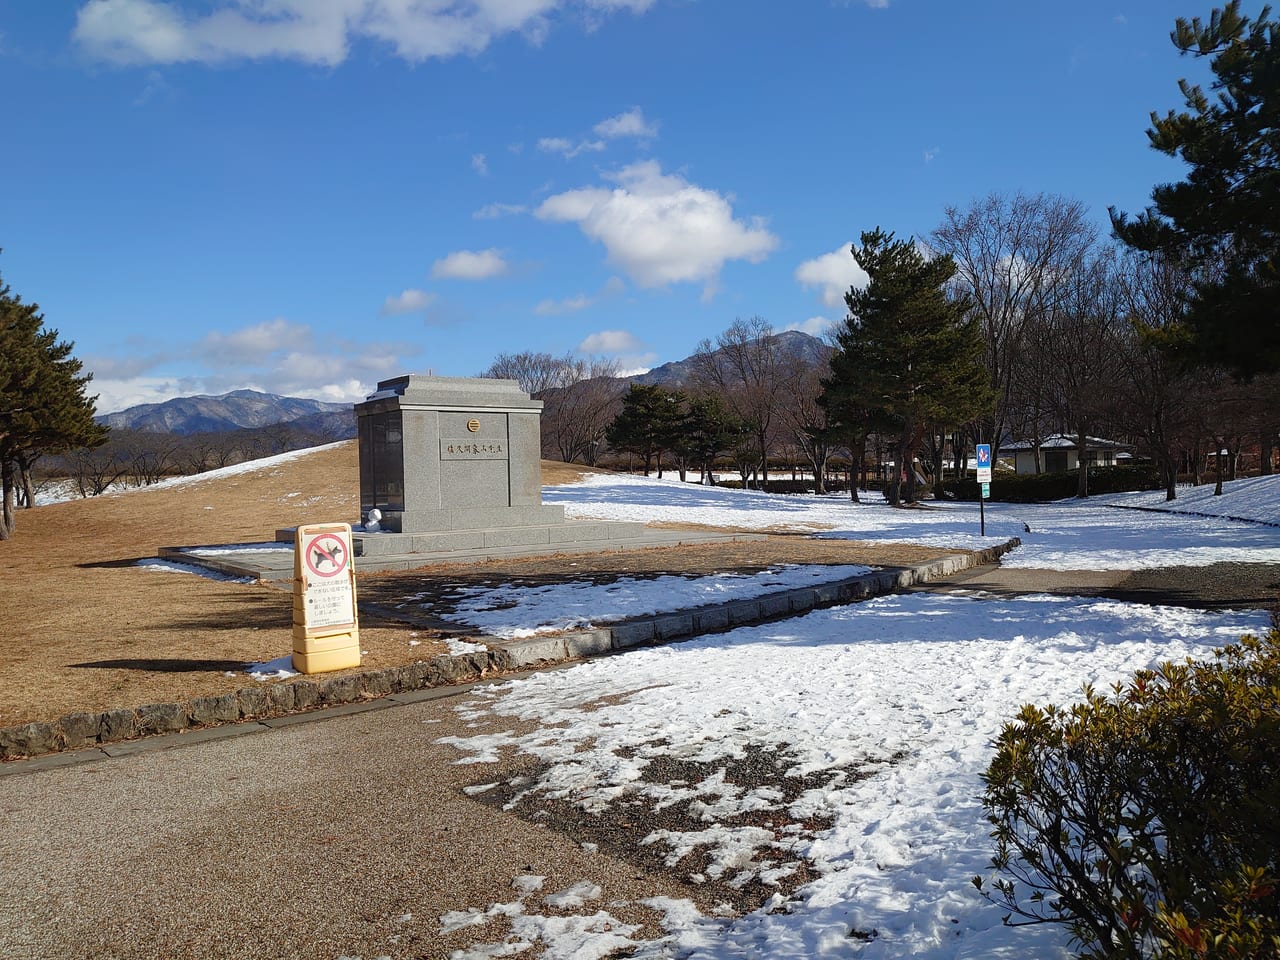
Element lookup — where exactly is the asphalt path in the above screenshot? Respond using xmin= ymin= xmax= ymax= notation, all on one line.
xmin=0 ymin=683 xmax=690 ymax=960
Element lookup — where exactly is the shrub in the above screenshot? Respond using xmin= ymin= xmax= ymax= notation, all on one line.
xmin=976 ymin=628 xmax=1280 ymax=959
xmin=945 ymin=466 xmax=1163 ymax=503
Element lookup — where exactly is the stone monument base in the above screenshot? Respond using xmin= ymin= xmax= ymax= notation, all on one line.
xmin=267 ymin=518 xmax=758 ymax=574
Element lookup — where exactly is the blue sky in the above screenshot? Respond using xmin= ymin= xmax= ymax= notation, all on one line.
xmin=1 ymin=0 xmax=1209 ymax=413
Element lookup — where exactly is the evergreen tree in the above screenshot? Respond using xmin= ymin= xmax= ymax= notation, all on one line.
xmin=604 ymin=384 xmax=685 ymax=476
xmin=821 ymin=229 xmax=992 ymax=505
xmin=1 ymin=268 xmax=107 ymax=539
xmin=1110 ymin=2 xmax=1280 ymax=376
xmin=677 ymin=393 xmax=747 ymax=485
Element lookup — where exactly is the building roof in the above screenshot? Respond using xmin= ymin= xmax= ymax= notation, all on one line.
xmin=1002 ymin=434 xmax=1132 ymax=453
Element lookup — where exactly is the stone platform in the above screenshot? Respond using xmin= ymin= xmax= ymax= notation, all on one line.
xmin=162 ymin=523 xmax=765 ymax=581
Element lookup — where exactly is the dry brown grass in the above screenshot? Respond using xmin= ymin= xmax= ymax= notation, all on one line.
xmin=0 ymin=442 xmax=959 ymax=727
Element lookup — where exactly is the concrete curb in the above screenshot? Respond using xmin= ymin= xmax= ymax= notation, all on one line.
xmin=0 ymin=537 xmax=1020 ymax=765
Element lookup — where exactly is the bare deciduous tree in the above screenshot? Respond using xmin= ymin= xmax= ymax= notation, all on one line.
xmin=541 ymin=357 xmax=626 ymax=465
xmin=690 ymin=317 xmax=802 ymax=489
xmin=931 ymin=192 xmax=1096 ymax=457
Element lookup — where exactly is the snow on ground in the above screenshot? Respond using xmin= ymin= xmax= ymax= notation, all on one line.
xmin=546 ymin=472 xmax=1280 ymax=569
xmin=135 ymin=558 xmax=254 ymax=584
xmin=28 ymin=442 xmax=350 ymax=506
xmin=1106 ymin=473 xmax=1280 ymax=526
xmin=430 ymin=565 xmax=873 ymax=639
xmin=440 ymin=594 xmax=1272 ymax=960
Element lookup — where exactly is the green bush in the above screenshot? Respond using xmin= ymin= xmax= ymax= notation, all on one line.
xmin=977 ymin=628 xmax=1280 ymax=959
xmin=945 ymin=466 xmax=1163 ymax=503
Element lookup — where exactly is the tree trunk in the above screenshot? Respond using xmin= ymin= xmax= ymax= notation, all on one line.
xmin=19 ymin=463 xmax=35 ymax=509
xmin=1076 ymin=430 xmax=1089 ymax=498
xmin=1213 ymin=437 xmax=1224 ymax=496
xmin=1162 ymin=455 xmax=1178 ymax=502
xmin=1261 ymin=430 xmax=1274 ymax=476
xmin=1 ymin=458 xmax=16 ymax=540
xmin=931 ymin=436 xmax=945 ymax=500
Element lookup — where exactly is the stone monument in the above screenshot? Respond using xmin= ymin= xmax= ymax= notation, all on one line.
xmin=356 ymin=374 xmax=563 ymax=534
xmin=343 ymin=373 xmax=726 ymax=569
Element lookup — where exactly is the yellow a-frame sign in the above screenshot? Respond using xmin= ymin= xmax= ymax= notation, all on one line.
xmin=292 ymin=522 xmax=361 ymax=674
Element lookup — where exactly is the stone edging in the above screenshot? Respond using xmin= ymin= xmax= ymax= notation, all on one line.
xmin=0 ymin=538 xmax=1019 ymax=762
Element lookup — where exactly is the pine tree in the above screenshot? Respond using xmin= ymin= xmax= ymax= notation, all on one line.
xmin=821 ymin=229 xmax=992 ymax=505
xmin=604 ymin=384 xmax=685 ymax=477
xmin=1110 ymin=2 xmax=1280 ymax=376
xmin=1 ymin=268 xmax=107 ymax=539
xmin=677 ymin=393 xmax=747 ymax=485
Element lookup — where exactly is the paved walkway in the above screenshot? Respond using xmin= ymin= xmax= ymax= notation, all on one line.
xmin=0 ymin=674 xmax=688 ymax=960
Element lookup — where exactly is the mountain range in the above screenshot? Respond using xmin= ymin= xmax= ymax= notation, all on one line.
xmin=99 ymin=331 xmax=830 ymax=434
xmin=97 ymin=389 xmax=355 ymax=436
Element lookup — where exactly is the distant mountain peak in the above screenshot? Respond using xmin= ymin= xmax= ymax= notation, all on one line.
xmin=97 ymin=390 xmax=354 ymax=436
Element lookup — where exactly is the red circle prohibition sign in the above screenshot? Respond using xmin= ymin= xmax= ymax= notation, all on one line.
xmin=304 ymin=533 xmax=349 ymax=578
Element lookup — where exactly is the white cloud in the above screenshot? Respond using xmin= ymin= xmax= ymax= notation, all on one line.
xmin=535 ymin=160 xmax=778 ymax=291
xmin=199 ymin=317 xmax=312 ymax=364
xmin=73 ymin=0 xmax=660 ymax=66
xmin=473 ymin=201 xmax=528 ymax=220
xmin=471 ymin=152 xmax=488 ymax=175
xmin=534 ymin=294 xmax=593 ymax=315
xmin=92 ymin=316 xmax=420 ymax=412
xmin=795 ymin=243 xmax=869 ymax=309
xmin=784 ymin=316 xmax=835 ymax=337
xmin=538 ymin=136 xmax=606 ymax=159
xmin=577 ymin=329 xmax=641 ymax=353
xmin=532 ymin=275 xmax=624 ymax=315
xmin=593 ymin=107 xmax=657 ymax=140
xmin=92 ymin=375 xmax=192 ymax=414
xmin=923 ymin=146 xmax=939 ymax=163
xmin=430 ymin=248 xmax=509 ymax=280
xmin=380 ymin=288 xmax=435 ymax=315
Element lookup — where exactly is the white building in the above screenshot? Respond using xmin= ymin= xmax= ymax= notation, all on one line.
xmin=1001 ymin=434 xmax=1132 ymax=476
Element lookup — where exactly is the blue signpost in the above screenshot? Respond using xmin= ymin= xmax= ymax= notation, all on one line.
xmin=975 ymin=444 xmax=992 ymax=536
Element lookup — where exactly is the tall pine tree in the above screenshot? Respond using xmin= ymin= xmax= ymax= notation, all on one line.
xmin=1110 ymin=2 xmax=1280 ymax=376
xmin=821 ymin=229 xmax=992 ymax=505
xmin=1 ymin=267 xmax=107 ymax=539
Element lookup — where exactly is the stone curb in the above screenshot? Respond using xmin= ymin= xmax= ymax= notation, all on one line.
xmin=0 ymin=538 xmax=1019 ymax=763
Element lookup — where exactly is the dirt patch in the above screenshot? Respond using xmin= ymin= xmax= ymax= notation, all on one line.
xmin=0 ymin=443 xmax=963 ymax=727
xmin=470 ymin=741 xmax=887 ymax=917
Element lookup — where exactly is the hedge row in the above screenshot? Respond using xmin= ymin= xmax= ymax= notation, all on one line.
xmin=943 ymin=466 xmax=1163 ymax=503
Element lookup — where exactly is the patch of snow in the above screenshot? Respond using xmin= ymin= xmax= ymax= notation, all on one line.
xmin=1104 ymin=473 xmax=1280 ymax=526
xmin=436 ymin=565 xmax=873 ymax=639
xmin=446 ymin=638 xmax=491 ymax=655
xmin=181 ymin=542 xmax=292 ymax=556
xmin=545 ymin=473 xmax=1280 ymax=570
xmin=439 ymin=594 xmax=1270 ymax=959
xmin=543 ymin=881 xmax=602 ymax=910
xmin=245 ymin=656 xmax=298 ymax=681
xmin=108 ymin=442 xmax=350 ymax=496
xmin=135 ymin=559 xmax=254 ymax=584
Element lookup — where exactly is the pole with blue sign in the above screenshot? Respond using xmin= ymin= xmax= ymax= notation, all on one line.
xmin=975 ymin=443 xmax=992 ymax=536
